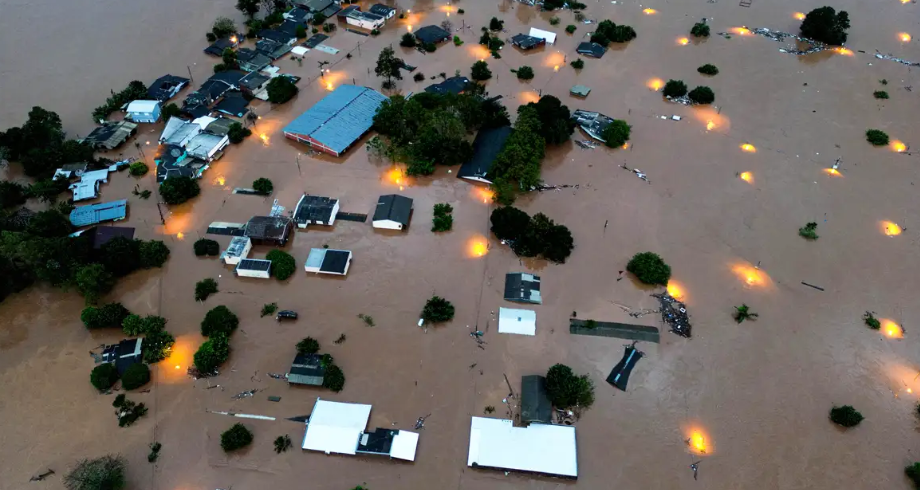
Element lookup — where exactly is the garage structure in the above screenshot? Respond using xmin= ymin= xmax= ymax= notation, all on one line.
xmin=305 ymin=248 xmax=353 ymax=275
xmin=283 ymin=85 xmax=388 ymax=157
xmin=528 ymin=27 xmax=557 ymax=45
xmin=372 ymin=194 xmax=413 ymax=230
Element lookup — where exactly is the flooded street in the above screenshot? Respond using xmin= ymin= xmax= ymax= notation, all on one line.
xmin=3 ymin=0 xmax=920 ymax=489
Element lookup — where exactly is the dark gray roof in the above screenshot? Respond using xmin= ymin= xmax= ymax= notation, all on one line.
xmin=356 ymin=427 xmax=397 ymax=455
xmin=337 ymin=5 xmax=359 ymax=17
xmin=238 ymin=258 xmax=272 ymax=271
xmin=283 ymin=85 xmax=387 ymax=155
xmin=504 ymin=272 xmax=542 ymax=304
xmin=81 ymin=120 xmax=138 ymax=150
xmin=236 ymin=48 xmax=272 ymax=72
xmin=521 ymin=375 xmax=552 ymax=424
xmin=321 ymin=250 xmax=351 ymax=273
xmin=204 ymin=38 xmax=235 ymax=56
xmin=424 ymin=76 xmax=470 ymax=95
xmin=373 ymin=194 xmax=412 ymax=225
xmin=414 ymin=25 xmax=451 ymax=44
xmin=257 ymin=29 xmax=295 ymax=44
xmin=510 ymin=34 xmax=546 ymax=50
xmin=458 ymin=125 xmax=512 ymax=182
xmin=296 ymin=0 xmax=333 ymax=12
xmin=239 ymin=71 xmax=271 ymax=91
xmin=245 ymin=216 xmax=293 ymax=243
xmin=303 ymin=33 xmax=328 ymax=49
xmin=205 ymin=117 xmax=235 ymax=135
xmin=286 ymin=7 xmax=311 ymax=23
xmin=294 ymin=195 xmax=338 ymax=224
xmin=368 ymin=4 xmax=395 ymax=16
xmin=70 ymin=200 xmax=128 ymax=227
xmin=148 ymin=74 xmax=190 ymax=101
xmin=289 ymin=353 xmax=325 ymax=385
xmin=87 ymin=226 xmax=136 ymax=249
xmin=215 ymin=91 xmax=249 ymax=118
xmin=209 ymin=70 xmax=247 ymax=87
xmin=576 ymin=42 xmax=606 ymax=58
xmin=278 ymin=20 xmax=307 ymax=37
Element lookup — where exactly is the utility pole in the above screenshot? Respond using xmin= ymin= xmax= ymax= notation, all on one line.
xmin=187 ymin=65 xmax=194 ymax=83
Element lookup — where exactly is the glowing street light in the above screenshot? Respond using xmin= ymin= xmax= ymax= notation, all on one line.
xmin=706 ymin=120 xmax=715 ymax=131
xmin=643 ymin=8 xmax=657 ymax=14
xmin=647 ymin=78 xmax=663 ymax=91
xmin=900 ymin=32 xmax=912 ymax=42
xmin=794 ymin=12 xmax=806 ymax=20
xmin=882 ymin=221 xmax=902 ymax=236
xmin=666 ymin=281 xmax=685 ymax=301
xmin=741 ymin=143 xmax=756 ymax=152
xmin=677 ymin=37 xmax=690 ymax=45
xmin=891 ymin=140 xmax=907 ymax=152
xmin=739 ymin=171 xmax=753 ymax=183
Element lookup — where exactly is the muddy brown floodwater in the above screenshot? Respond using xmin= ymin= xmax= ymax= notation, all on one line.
xmin=3 ymin=0 xmax=920 ymax=489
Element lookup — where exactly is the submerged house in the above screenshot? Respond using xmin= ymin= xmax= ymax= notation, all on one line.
xmin=520 ymin=375 xmax=552 ymax=425
xmin=414 ymin=25 xmax=451 ymax=45
xmin=345 ymin=9 xmax=386 ymax=30
xmin=126 ymin=100 xmax=161 ymax=123
xmin=236 ymin=258 xmax=272 ymax=279
xmin=283 ymin=85 xmax=387 ymax=157
xmin=368 ymin=4 xmax=396 ymax=19
xmin=186 ymin=132 xmax=229 ymax=161
xmin=257 ymin=28 xmax=297 ymax=46
xmin=576 ymin=42 xmax=607 ymax=58
xmin=304 ymin=248 xmax=352 ymax=275
xmin=457 ymin=125 xmax=512 ymax=184
xmin=236 ymin=48 xmax=272 ymax=73
xmin=240 ymin=71 xmax=272 ymax=99
xmin=293 ymin=194 xmax=340 ymax=228
xmin=214 ymin=91 xmax=249 ymax=118
xmin=302 ymin=398 xmax=419 ymax=461
xmin=295 ymin=0 xmax=342 ymax=18
xmin=606 ymin=344 xmax=644 ymax=391
xmin=372 ymin=194 xmax=412 ymax=230
xmin=424 ymin=76 xmax=470 ymax=96
xmin=498 ymin=307 xmax=537 ymax=336
xmin=528 ymin=27 xmax=557 ymax=45
xmin=504 ymin=273 xmax=542 ymax=304
xmin=244 ymin=216 xmax=294 ymax=246
xmin=287 ymin=353 xmax=326 ymax=386
xmin=572 ymin=110 xmax=614 ymax=142
xmin=100 ymin=338 xmax=144 ymax=375
xmin=81 ymin=120 xmax=138 ymax=150
xmin=70 ymin=199 xmax=128 ymax=227
xmin=69 ymin=168 xmax=111 ymax=202
xmin=204 ymin=37 xmax=238 ymax=56
xmin=256 ymin=38 xmax=293 ymax=60
xmin=510 ymin=33 xmax=546 ymax=50
xmin=155 ymin=145 xmax=208 ymax=183
xmin=467 ymin=417 xmax=577 ymax=478
xmin=220 ymin=236 xmax=252 ymax=265
xmin=148 ymin=74 xmax=190 ymax=101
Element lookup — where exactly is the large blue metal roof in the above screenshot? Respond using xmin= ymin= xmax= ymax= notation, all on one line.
xmin=70 ymin=199 xmax=128 ymax=227
xmin=283 ymin=85 xmax=387 ymax=154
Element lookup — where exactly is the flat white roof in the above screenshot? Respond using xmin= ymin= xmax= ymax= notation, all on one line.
xmin=291 ymin=46 xmax=309 ymax=56
xmin=529 ymin=27 xmax=557 ymax=45
xmin=498 ymin=307 xmax=536 ymax=336
xmin=126 ymin=100 xmax=160 ymax=113
xmin=468 ymin=417 xmax=577 ymax=477
xmin=302 ymin=398 xmax=372 ymax=455
xmin=390 ymin=430 xmax=420 ymax=461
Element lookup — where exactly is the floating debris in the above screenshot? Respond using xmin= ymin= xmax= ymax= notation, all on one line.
xmin=232 ymin=389 xmax=260 ymax=399
xmin=651 ymin=292 xmax=692 ymax=338
xmin=267 ymin=372 xmax=287 ymax=380
xmin=619 ymin=165 xmax=650 ymax=183
xmin=874 ymin=51 xmax=920 ymax=67
xmin=576 ymin=140 xmax=598 ymax=149
xmin=665 ymin=94 xmax=692 ymax=106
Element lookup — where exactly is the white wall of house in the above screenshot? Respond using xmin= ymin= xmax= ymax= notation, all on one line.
xmin=126 ymin=101 xmax=162 ymax=123
xmin=346 ymin=16 xmax=385 ymax=30
xmin=236 ymin=267 xmax=270 ymax=279
xmin=372 ymin=219 xmax=404 ymax=230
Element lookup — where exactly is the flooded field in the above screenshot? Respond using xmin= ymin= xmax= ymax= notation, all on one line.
xmin=2 ymin=0 xmax=920 ymax=489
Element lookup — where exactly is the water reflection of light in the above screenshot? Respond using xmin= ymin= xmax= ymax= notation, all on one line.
xmin=677 ymin=37 xmax=690 ymax=45
xmin=160 ymin=335 xmax=198 ymax=384
xmin=706 ymin=120 xmax=715 ymax=131
xmin=891 ymin=140 xmax=907 ymax=152
xmin=216 ymin=176 xmax=226 ymax=186
xmin=690 ymin=106 xmax=730 ymax=132
xmin=683 ymin=427 xmax=711 ymax=455
xmin=882 ymin=320 xmax=903 ymax=338
xmin=900 ymin=32 xmax=912 ymax=42
xmin=643 ymin=8 xmax=657 ymax=14
xmin=622 ymin=142 xmax=629 ymax=149
xmin=469 ymin=44 xmax=491 ymax=60
xmin=468 ymin=237 xmax=489 ymax=258
xmin=881 ymin=221 xmax=902 ymax=236
xmin=731 ymin=27 xmax=751 ymax=36
xmin=554 ymin=65 xmax=559 ymax=72
xmin=407 ymin=24 xmax=413 ymax=31
xmin=647 ymin=78 xmax=663 ymax=91
xmin=545 ymin=51 xmax=565 ymax=68
xmin=666 ymin=281 xmax=685 ymax=301
xmin=260 ymin=133 xmax=269 ymax=146
xmin=731 ymin=262 xmax=771 ymax=288
xmin=794 ymin=12 xmax=806 ymax=20
xmin=520 ymin=91 xmax=541 ymax=104
xmin=834 ymin=47 xmax=854 ymax=56
xmin=823 ymin=168 xmax=843 ymax=177
xmin=739 ymin=172 xmax=753 ymax=183
xmin=386 ymin=166 xmax=407 ymax=187
xmin=741 ymin=143 xmax=756 ymax=152
xmin=473 ymin=186 xmax=494 ymax=203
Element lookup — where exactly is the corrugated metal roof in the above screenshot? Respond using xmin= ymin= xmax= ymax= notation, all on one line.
xmin=127 ymin=100 xmax=160 ymax=113
xmin=70 ymin=199 xmax=128 ymax=227
xmin=283 ymin=85 xmax=387 ymax=155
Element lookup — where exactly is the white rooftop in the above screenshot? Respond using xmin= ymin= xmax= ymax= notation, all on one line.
xmin=291 ymin=46 xmax=309 ymax=56
xmin=126 ymin=100 xmax=160 ymax=113
xmin=390 ymin=430 xmax=420 ymax=461
xmin=468 ymin=417 xmax=577 ymax=478
xmin=302 ymin=398 xmax=372 ymax=455
xmin=498 ymin=307 xmax=536 ymax=336
xmin=529 ymin=27 xmax=557 ymax=45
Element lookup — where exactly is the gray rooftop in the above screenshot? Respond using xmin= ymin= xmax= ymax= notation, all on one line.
xmin=238 ymin=258 xmax=272 ymax=272
xmin=70 ymin=199 xmax=128 ymax=227
xmin=504 ymin=273 xmax=542 ymax=304
xmin=373 ymin=194 xmax=413 ymax=225
xmin=283 ymin=85 xmax=387 ymax=155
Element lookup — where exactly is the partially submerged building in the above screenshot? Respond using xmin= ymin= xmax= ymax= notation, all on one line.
xmin=256 ymin=38 xmax=293 ymax=60
xmin=457 ymin=125 xmax=512 ymax=184
xmin=372 ymin=194 xmax=412 ymax=230
xmin=220 ymin=236 xmax=252 ymax=265
xmin=240 ymin=71 xmax=272 ymax=100
xmin=284 ymin=7 xmax=312 ymax=23
xmin=301 ymin=398 xmax=419 ymax=461
xmin=498 ymin=307 xmax=536 ymax=336
xmin=186 ymin=132 xmax=229 ymax=161
xmin=467 ymin=417 xmax=577 ymax=478
xmin=236 ymin=258 xmax=272 ymax=278
xmin=576 ymin=42 xmax=607 ymax=58
xmin=244 ymin=216 xmax=294 ymax=246
xmin=126 ymin=100 xmax=161 ymax=123
xmin=81 ymin=120 xmax=138 ymax=150
xmin=368 ymin=4 xmax=396 ymax=19
xmin=572 ymin=110 xmax=614 ymax=142
xmin=504 ymin=273 xmax=542 ymax=304
xmin=424 ymin=76 xmax=470 ymax=96
xmin=520 ymin=375 xmax=552 ymax=425
xmin=414 ymin=25 xmax=451 ymax=45
xmin=69 ymin=168 xmax=111 ymax=202
xmin=295 ymin=0 xmax=342 ymax=18
xmin=204 ymin=37 xmax=238 ymax=56
xmin=70 ymin=199 xmax=128 ymax=227
xmin=283 ymin=85 xmax=387 ymax=157
xmin=160 ymin=117 xmax=204 ymax=147
xmin=570 ymin=85 xmax=591 ymax=98
xmin=100 ymin=338 xmax=144 ymax=375
xmin=304 ymin=248 xmax=352 ymax=275
xmin=147 ymin=74 xmax=190 ymax=101
xmin=237 ymin=48 xmax=272 ymax=73
xmin=345 ymin=9 xmax=386 ymax=30
xmin=287 ymin=353 xmax=326 ymax=386
xmin=528 ymin=27 xmax=557 ymax=45
xmin=293 ymin=194 xmax=340 ymax=228
xmin=214 ymin=91 xmax=249 ymax=118
xmin=155 ymin=145 xmax=207 ymax=183
xmin=510 ymin=33 xmax=546 ymax=50
xmin=71 ymin=226 xmax=136 ymax=249
xmin=257 ymin=28 xmax=297 ymax=46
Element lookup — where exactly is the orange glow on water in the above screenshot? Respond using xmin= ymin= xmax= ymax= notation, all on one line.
xmin=689 ymin=107 xmax=730 ymax=132
xmin=259 ymin=133 xmax=269 ymax=146
xmin=407 ymin=24 xmax=413 ymax=31
xmin=520 ymin=91 xmax=541 ymax=104
xmin=215 ymin=176 xmax=226 ymax=186
xmin=706 ymin=120 xmax=715 ymax=131
xmin=883 ymin=320 xmax=903 ymax=338
xmin=739 ymin=172 xmax=753 ymax=183
xmin=684 ymin=428 xmax=711 ymax=454
xmin=677 ymin=37 xmax=690 ymax=45
xmin=823 ymin=168 xmax=842 ymax=177
xmin=741 ymin=143 xmax=756 ymax=152
xmin=554 ymin=65 xmax=559 ymax=72
xmin=468 ymin=237 xmax=489 ymax=258
xmin=731 ymin=262 xmax=771 ymax=289
xmin=386 ymin=166 xmax=407 ymax=186
xmin=159 ymin=335 xmax=197 ymax=384
xmin=469 ymin=44 xmax=491 ymax=60
xmin=891 ymin=140 xmax=907 ymax=152
xmin=835 ymin=47 xmax=854 ymax=56
xmin=622 ymin=142 xmax=629 ymax=149
xmin=176 ymin=232 xmax=184 ymax=240
xmin=881 ymin=221 xmax=902 ymax=236
xmin=647 ymin=78 xmax=663 ymax=91
xmin=731 ymin=27 xmax=751 ymax=36
xmin=900 ymin=33 xmax=912 ymax=42
xmin=473 ymin=187 xmax=495 ymax=203
xmin=643 ymin=8 xmax=657 ymax=14
xmin=666 ymin=281 xmax=685 ymax=301
xmin=794 ymin=12 xmax=806 ymax=20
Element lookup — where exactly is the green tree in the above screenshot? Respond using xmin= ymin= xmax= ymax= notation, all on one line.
xmin=690 ymin=22 xmax=710 ymax=37
xmin=532 ymin=214 xmax=574 ymax=263
xmin=28 ymin=177 xmax=70 ymax=202
xmin=76 ymin=263 xmax=114 ymax=304
xmin=201 ymin=305 xmax=239 ymax=337
xmin=566 ymin=25 xmax=576 ymax=34
xmin=829 ymin=405 xmax=863 ymax=427
xmin=800 ymin=6 xmax=850 ymax=45
xmin=227 ymin=122 xmax=251 ymax=143
xmin=905 ymin=463 xmax=920 ymax=489
xmin=221 ymin=423 xmax=254 ymax=451
xmin=0 ymin=181 xmax=28 ymax=208
xmin=139 ymin=240 xmax=170 ymax=268
xmin=129 ymin=162 xmax=149 ymax=176
xmin=274 ymin=434 xmax=292 ymax=453
xmin=490 ymin=206 xmax=532 ymax=241
xmin=523 ymin=95 xmax=574 ymax=145
xmin=64 ymin=455 xmax=126 ymax=490
xmin=221 ymin=48 xmax=238 ymax=68
xmin=570 ymin=58 xmax=585 ymax=69
xmin=799 ymin=222 xmax=819 ymax=240
xmin=733 ymin=304 xmax=759 ymax=323
xmin=81 ymin=303 xmax=130 ymax=329
xmin=697 ymin=64 xmax=719 ymax=75
xmin=27 ymin=209 xmax=72 ymax=238
xmin=90 ymin=363 xmax=119 ymax=391
xmin=296 ymin=24 xmax=307 ymax=39
xmin=375 ymin=46 xmax=404 ymax=89
xmin=100 ymin=236 xmax=141 ymax=277
xmin=266 ymin=76 xmax=299 ymax=103
xmin=159 ymin=176 xmax=200 ymax=205
xmin=863 ymin=311 xmax=881 ymax=330
xmin=236 ymin=0 xmax=260 ymax=18
xmin=312 ymin=12 xmax=327 ymax=25
xmin=545 ymin=363 xmax=595 ymax=408
xmin=212 ymin=17 xmax=236 ymax=38
xmin=400 ymin=33 xmax=417 ymax=47
xmin=162 ymin=103 xmax=182 ymax=119
xmin=663 ymin=79 xmax=687 ymax=98
xmin=194 ymin=238 xmax=220 ymax=256
xmin=471 ymin=60 xmax=492 ymax=81
xmin=121 ymin=363 xmax=151 ymax=390
xmin=253 ymin=177 xmax=273 ymax=195
xmin=195 ymin=278 xmax=219 ymax=301
xmin=194 ymin=332 xmax=231 ymax=373
xmin=489 ymin=17 xmax=504 ymax=31
xmin=142 ymin=327 xmax=175 ymax=364
xmin=422 ymin=295 xmax=455 ymax=323
xmin=865 ymin=129 xmax=889 ymax=146
xmin=122 ymin=314 xmax=144 ymax=335
xmin=266 ymin=249 xmax=295 ymax=280
xmin=591 ymin=19 xmax=637 ymax=46
xmin=626 ymin=252 xmax=671 ymax=285
xmin=515 ymin=66 xmax=535 ymax=80
xmin=688 ymin=86 xmax=715 ymax=104
xmin=601 ymin=119 xmax=631 ymax=148
xmin=297 ymin=337 xmax=320 ymax=354
xmin=323 ymin=364 xmax=345 ymax=392
xmin=873 ymin=90 xmax=889 ymax=99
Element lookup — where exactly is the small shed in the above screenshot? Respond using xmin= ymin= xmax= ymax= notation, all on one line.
xmin=414 ymin=25 xmax=451 ymax=45
xmin=220 ymin=236 xmax=252 ymax=265
xmin=293 ymin=194 xmax=340 ymax=228
xmin=570 ymin=85 xmax=591 ymax=98
xmin=100 ymin=338 xmax=144 ymax=375
xmin=498 ymin=307 xmax=536 ymax=336
xmin=236 ymin=258 xmax=272 ymax=278
xmin=372 ymin=194 xmax=413 ymax=230
xmin=126 ymin=100 xmax=162 ymax=123
xmin=576 ymin=42 xmax=607 ymax=58
xmin=504 ymin=273 xmax=542 ymax=304
xmin=305 ymin=248 xmax=353 ymax=275
xmin=357 ymin=428 xmax=420 ymax=461
xmin=510 ymin=34 xmax=546 ymax=50
xmin=302 ymin=398 xmax=373 ymax=454
xmin=520 ymin=375 xmax=552 ymax=424
xmin=528 ymin=27 xmax=557 ymax=45
xmin=288 ymin=353 xmax=326 ymax=386
xmin=368 ymin=4 xmax=396 ymax=19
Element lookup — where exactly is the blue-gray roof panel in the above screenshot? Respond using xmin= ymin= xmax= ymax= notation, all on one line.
xmin=283 ymin=85 xmax=387 ymax=154
xmin=70 ymin=199 xmax=128 ymax=227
